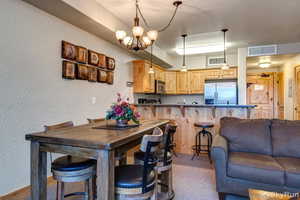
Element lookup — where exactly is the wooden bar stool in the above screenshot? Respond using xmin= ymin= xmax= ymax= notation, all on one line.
xmin=44 ymin=121 xmax=96 ymax=200
xmin=192 ymin=122 xmax=214 ymax=162
xmin=134 ymin=123 xmax=178 ymax=200
xmin=115 ymin=127 xmax=163 ymax=200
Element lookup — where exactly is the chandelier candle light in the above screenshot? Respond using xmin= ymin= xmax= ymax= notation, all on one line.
xmin=115 ymin=0 xmax=182 ymax=51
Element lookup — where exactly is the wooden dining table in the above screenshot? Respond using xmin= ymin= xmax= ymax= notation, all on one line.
xmin=25 ymin=119 xmax=169 ymax=200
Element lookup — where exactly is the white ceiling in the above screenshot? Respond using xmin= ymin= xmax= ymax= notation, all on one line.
xmin=246 ymin=54 xmax=299 ymax=69
xmin=96 ymin=0 xmax=300 ymax=55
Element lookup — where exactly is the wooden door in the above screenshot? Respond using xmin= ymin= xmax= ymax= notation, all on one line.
xmin=295 ymin=66 xmax=300 ymax=120
xmin=247 ymin=73 xmax=275 ymax=119
xmin=165 ymin=71 xmax=177 ymax=94
xmin=277 ymin=72 xmax=284 ymax=119
xmin=188 ymin=71 xmax=205 ymax=94
xmin=176 ymin=71 xmax=189 ymax=94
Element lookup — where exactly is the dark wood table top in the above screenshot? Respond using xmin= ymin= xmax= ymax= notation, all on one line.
xmin=25 ymin=119 xmax=169 ymax=150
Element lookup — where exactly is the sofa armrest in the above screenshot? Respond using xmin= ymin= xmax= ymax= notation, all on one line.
xmin=211 ymin=134 xmax=228 ymax=162
xmin=211 ymin=135 xmax=229 ymax=192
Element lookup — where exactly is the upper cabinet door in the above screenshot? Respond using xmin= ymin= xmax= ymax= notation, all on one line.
xmin=205 ymin=69 xmax=222 ymax=80
xmin=133 ymin=60 xmax=155 ymax=93
xmin=154 ymin=66 xmax=165 ymax=82
xmin=189 ymin=71 xmax=205 ymax=94
xmin=221 ymin=68 xmax=238 ymax=79
xmin=165 ymin=71 xmax=177 ymax=94
xmin=176 ymin=71 xmax=189 ymax=94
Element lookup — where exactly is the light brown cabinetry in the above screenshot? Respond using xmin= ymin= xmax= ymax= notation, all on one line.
xmin=154 ymin=66 xmax=165 ymax=81
xmin=176 ymin=72 xmax=189 ymax=94
xmin=133 ymin=60 xmax=237 ymax=94
xmin=133 ymin=60 xmax=155 ymax=93
xmin=165 ymin=71 xmax=177 ymax=94
xmin=188 ymin=70 xmax=205 ymax=94
xmin=205 ymin=68 xmax=237 ymax=80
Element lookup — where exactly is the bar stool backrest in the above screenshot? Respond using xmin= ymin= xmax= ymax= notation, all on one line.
xmin=87 ymin=118 xmax=105 ymax=124
xmin=162 ymin=123 xmax=177 ymax=166
xmin=140 ymin=127 xmax=163 ymax=193
xmin=44 ymin=121 xmax=74 ymax=132
xmin=140 ymin=127 xmax=163 ymax=153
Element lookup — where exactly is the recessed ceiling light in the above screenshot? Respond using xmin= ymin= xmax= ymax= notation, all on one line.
xmin=259 ymin=62 xmax=271 ymax=68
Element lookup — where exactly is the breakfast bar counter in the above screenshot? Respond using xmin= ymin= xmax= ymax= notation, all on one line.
xmin=135 ymin=104 xmax=256 ymax=155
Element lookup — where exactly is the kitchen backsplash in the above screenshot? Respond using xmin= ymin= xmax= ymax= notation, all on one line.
xmin=134 ymin=94 xmax=204 ymax=104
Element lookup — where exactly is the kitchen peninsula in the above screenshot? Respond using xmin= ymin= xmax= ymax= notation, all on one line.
xmin=135 ymin=104 xmax=255 ymax=155
xmin=132 ymin=60 xmax=256 ymax=155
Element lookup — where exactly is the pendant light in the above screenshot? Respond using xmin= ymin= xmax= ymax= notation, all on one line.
xmin=221 ymin=29 xmax=230 ymax=70
xmin=149 ymin=45 xmax=155 ymax=74
xmin=181 ymin=34 xmax=188 ymax=72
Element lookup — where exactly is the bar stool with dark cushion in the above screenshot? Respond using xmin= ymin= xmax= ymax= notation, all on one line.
xmin=192 ymin=122 xmax=214 ymax=162
xmin=134 ymin=123 xmax=178 ymax=200
xmin=44 ymin=121 xmax=96 ymax=200
xmin=115 ymin=127 xmax=163 ymax=200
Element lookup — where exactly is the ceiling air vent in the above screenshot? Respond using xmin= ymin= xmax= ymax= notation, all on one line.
xmin=207 ymin=56 xmax=225 ymax=66
xmin=248 ymin=45 xmax=277 ymax=57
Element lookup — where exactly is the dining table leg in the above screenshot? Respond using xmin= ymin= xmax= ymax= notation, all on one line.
xmin=30 ymin=141 xmax=47 ymax=200
xmin=96 ymin=149 xmax=115 ymax=200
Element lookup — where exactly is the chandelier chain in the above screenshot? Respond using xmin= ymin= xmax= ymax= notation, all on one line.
xmin=137 ymin=1 xmax=181 ymax=32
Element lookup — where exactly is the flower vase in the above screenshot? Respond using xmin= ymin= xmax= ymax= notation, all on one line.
xmin=116 ymin=119 xmax=129 ymax=127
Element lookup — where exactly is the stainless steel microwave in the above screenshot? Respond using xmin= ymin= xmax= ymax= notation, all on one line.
xmin=155 ymin=80 xmax=166 ymax=94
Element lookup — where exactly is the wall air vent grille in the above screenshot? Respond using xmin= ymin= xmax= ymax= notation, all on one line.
xmin=248 ymin=45 xmax=277 ymax=57
xmin=207 ymin=56 xmax=225 ymax=66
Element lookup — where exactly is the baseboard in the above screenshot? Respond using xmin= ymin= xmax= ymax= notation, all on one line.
xmin=0 ymin=177 xmax=56 ymax=200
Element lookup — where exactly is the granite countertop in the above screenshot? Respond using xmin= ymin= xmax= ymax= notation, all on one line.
xmin=134 ymin=104 xmax=256 ymax=108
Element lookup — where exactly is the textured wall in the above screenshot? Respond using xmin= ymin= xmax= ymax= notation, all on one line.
xmin=0 ymin=0 xmax=136 ymax=195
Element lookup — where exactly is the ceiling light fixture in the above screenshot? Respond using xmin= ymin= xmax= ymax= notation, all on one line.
xmin=181 ymin=34 xmax=188 ymax=72
xmin=221 ymin=29 xmax=230 ymax=70
xmin=259 ymin=62 xmax=271 ymax=68
xmin=149 ymin=45 xmax=155 ymax=74
xmin=115 ymin=0 xmax=182 ymax=51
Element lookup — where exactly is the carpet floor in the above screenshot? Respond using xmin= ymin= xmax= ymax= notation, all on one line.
xmin=5 ymin=154 xmax=248 ymax=200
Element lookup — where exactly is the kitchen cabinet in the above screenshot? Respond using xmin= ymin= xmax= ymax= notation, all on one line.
xmin=133 ymin=60 xmax=155 ymax=93
xmin=205 ymin=69 xmax=222 ymax=80
xmin=176 ymin=71 xmax=189 ymax=94
xmin=221 ymin=68 xmax=238 ymax=79
xmin=165 ymin=71 xmax=177 ymax=94
xmin=154 ymin=66 xmax=165 ymax=81
xmin=205 ymin=68 xmax=237 ymax=80
xmin=188 ymin=70 xmax=205 ymax=94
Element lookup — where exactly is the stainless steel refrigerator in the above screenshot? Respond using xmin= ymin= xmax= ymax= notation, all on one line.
xmin=204 ymin=79 xmax=238 ymax=105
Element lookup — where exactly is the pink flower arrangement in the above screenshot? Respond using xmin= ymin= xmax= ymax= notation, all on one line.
xmin=106 ymin=93 xmax=140 ymax=124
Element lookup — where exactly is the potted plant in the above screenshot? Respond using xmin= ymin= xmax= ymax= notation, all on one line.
xmin=106 ymin=93 xmax=141 ymax=126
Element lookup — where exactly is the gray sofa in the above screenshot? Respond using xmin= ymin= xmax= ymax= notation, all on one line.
xmin=211 ymin=117 xmax=300 ymax=200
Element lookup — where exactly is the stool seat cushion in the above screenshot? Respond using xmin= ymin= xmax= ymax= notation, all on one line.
xmin=194 ymin=122 xmax=214 ymax=128
xmin=115 ymin=165 xmax=155 ymax=188
xmin=51 ymin=156 xmax=95 ymax=171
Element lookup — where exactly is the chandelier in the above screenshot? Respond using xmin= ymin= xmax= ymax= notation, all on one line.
xmin=115 ymin=0 xmax=182 ymax=51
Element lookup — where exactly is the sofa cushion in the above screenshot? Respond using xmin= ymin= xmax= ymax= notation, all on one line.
xmin=271 ymin=120 xmax=300 ymax=158
xmin=220 ymin=117 xmax=272 ymax=155
xmin=275 ymin=157 xmax=300 ymax=188
xmin=228 ymin=152 xmax=284 ymax=186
